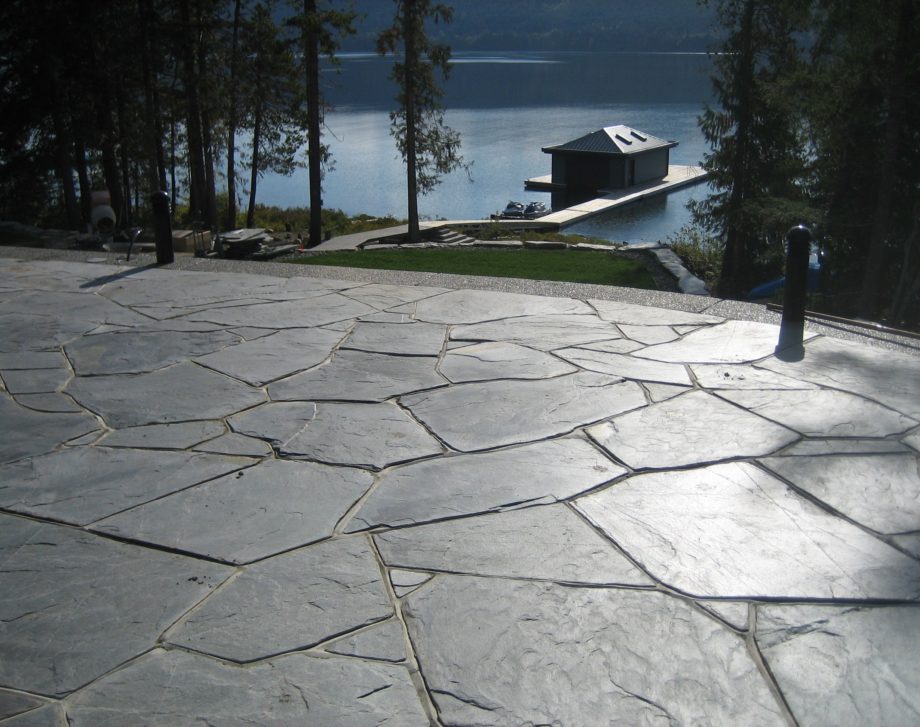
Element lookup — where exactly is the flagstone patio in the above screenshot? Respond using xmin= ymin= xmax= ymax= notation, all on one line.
xmin=1 ymin=256 xmax=918 ymax=726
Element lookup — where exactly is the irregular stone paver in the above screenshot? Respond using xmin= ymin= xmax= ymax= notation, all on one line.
xmin=589 ymin=298 xmax=723 ymax=325
xmin=403 ymin=372 xmax=647 ymax=451
xmin=905 ymin=429 xmax=920 ymax=453
xmin=389 ymin=569 xmax=433 ymax=595
xmin=575 ymin=462 xmax=920 ymax=600
xmin=618 ymin=323 xmax=679 ymax=344
xmin=64 ymin=648 xmax=428 ymax=726
xmin=343 ymin=321 xmax=446 ymax=356
xmin=325 ymin=618 xmax=408 ymax=663
xmin=342 ymin=282 xmax=449 ymax=310
xmin=0 ymin=514 xmax=230 ymax=696
xmin=374 ymin=505 xmax=652 ymax=585
xmin=166 ymin=537 xmax=391 ymax=661
xmin=557 ymin=347 xmax=692 ymax=385
xmin=691 ymin=363 xmax=818 ymax=390
xmin=572 ymin=337 xmax=644 ymax=354
xmin=892 ymin=533 xmax=920 ymax=558
xmin=1 ymin=368 xmax=70 ymax=394
xmin=407 ymin=289 xmax=592 ymax=324
xmin=717 ymin=388 xmax=917 ymax=437
xmin=698 ymin=601 xmax=750 ymax=631
xmin=100 ymin=420 xmax=225 ymax=449
xmin=13 ymin=393 xmax=84 ymax=413
xmin=762 ymin=453 xmax=920 ymax=534
xmin=184 ymin=294 xmax=375 ymax=328
xmin=450 ymin=314 xmax=621 ymax=351
xmin=0 ymin=691 xmax=48 ymax=721
xmin=229 ymin=401 xmax=317 ymax=444
xmin=0 ymin=446 xmax=251 ymax=525
xmin=636 ymin=319 xmax=809 ymax=363
xmin=193 ymin=327 xmax=346 ymax=385
xmin=93 ymin=459 xmax=373 ymax=564
xmin=0 ymin=351 xmax=66 ymax=369
xmin=403 ymin=575 xmax=785 ymax=726
xmin=1 ymin=703 xmax=66 ymax=726
xmin=269 ymin=349 xmax=445 ymax=402
xmin=280 ymin=402 xmax=443 ymax=468
xmin=758 ymin=335 xmax=920 ymax=419
xmin=0 ymin=394 xmax=99 ymax=464
xmin=66 ymin=361 xmax=266 ymax=427
xmin=756 ymin=604 xmax=920 ymax=727
xmin=780 ymin=437 xmax=909 ymax=456
xmin=64 ymin=330 xmax=238 ymax=375
xmin=347 ymin=437 xmax=625 ymax=531
xmin=192 ymin=432 xmax=273 ymax=457
xmin=439 ymin=341 xmax=577 ymax=383
xmin=588 ymin=389 xmax=798 ymax=469
xmin=644 ymin=382 xmax=691 ymax=402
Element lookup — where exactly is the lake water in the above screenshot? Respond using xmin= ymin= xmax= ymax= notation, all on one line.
xmin=257 ymin=51 xmax=714 ymax=243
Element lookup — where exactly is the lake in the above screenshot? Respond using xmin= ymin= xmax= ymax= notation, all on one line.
xmin=257 ymin=51 xmax=714 ymax=243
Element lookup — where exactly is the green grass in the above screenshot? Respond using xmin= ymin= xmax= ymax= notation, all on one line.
xmin=289 ymin=247 xmax=657 ymax=288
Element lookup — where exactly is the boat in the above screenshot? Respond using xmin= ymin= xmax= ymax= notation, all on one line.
xmin=500 ymin=200 xmax=525 ymax=219
xmin=524 ymin=201 xmax=548 ymax=219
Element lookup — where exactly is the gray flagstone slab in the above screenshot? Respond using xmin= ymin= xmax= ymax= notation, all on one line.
xmin=268 ymin=350 xmax=446 ymax=402
xmin=572 ymin=337 xmax=644 ymax=354
xmin=193 ymin=327 xmax=346 ymax=385
xmin=402 ymin=372 xmax=647 ymax=452
xmin=0 ymin=395 xmax=99 ymax=465
xmin=63 ymin=648 xmax=428 ymax=727
xmin=325 ymin=618 xmax=408 ymax=663
xmin=589 ymin=298 xmax=723 ymax=326
xmin=92 ymin=459 xmax=373 ymax=564
xmin=891 ymin=533 xmax=920 ymax=558
xmin=280 ymin=402 xmax=443 ymax=469
xmin=346 ymin=437 xmax=626 ymax=531
xmin=389 ymin=569 xmax=434 ymax=597
xmin=0 ymin=514 xmax=231 ymax=697
xmin=374 ymin=505 xmax=652 ymax=585
xmin=756 ymin=604 xmax=920 ymax=727
xmin=1 ymin=368 xmax=70 ymax=394
xmin=99 ymin=420 xmax=226 ymax=449
xmin=166 ymin=537 xmax=392 ymax=661
xmin=780 ymin=437 xmax=910 ymax=455
xmin=439 ymin=342 xmax=577 ymax=383
xmin=342 ymin=321 xmax=446 ymax=356
xmin=644 ymin=382 xmax=691 ymax=402
xmin=0 ymin=351 xmax=66 ymax=370
xmin=229 ymin=401 xmax=317 ymax=445
xmin=761 ymin=452 xmax=920 ymax=534
xmin=588 ymin=389 xmax=798 ymax=469
xmin=691 ymin=363 xmax=819 ymax=390
xmin=184 ymin=294 xmax=375 ymax=328
xmin=557 ymin=347 xmax=691 ymax=385
xmin=192 ymin=432 xmax=274 ymax=457
xmin=757 ymin=335 xmax=920 ymax=420
xmin=575 ymin=462 xmax=920 ymax=600
xmin=717 ymin=388 xmax=916 ymax=437
xmin=341 ymin=282 xmax=450 ymax=310
xmin=618 ymin=323 xmax=680 ymax=344
xmin=450 ymin=314 xmax=621 ymax=351
xmin=66 ymin=361 xmax=266 ymax=428
xmin=65 ymin=330 xmax=239 ymax=375
xmin=0 ymin=703 xmax=66 ymax=726
xmin=408 ymin=289 xmax=592 ymax=324
xmin=0 ymin=446 xmax=252 ymax=525
xmin=905 ymin=429 xmax=920 ymax=453
xmin=403 ymin=575 xmax=785 ymax=726
xmin=636 ymin=320 xmax=807 ymax=363
xmin=12 ymin=393 xmax=85 ymax=413
xmin=697 ymin=601 xmax=750 ymax=631
xmin=0 ymin=690 xmax=48 ymax=721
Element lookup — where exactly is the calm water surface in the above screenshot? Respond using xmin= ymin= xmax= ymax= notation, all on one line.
xmin=257 ymin=52 xmax=713 ymax=243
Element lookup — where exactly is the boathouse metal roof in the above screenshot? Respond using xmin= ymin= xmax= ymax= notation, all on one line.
xmin=542 ymin=125 xmax=677 ymax=156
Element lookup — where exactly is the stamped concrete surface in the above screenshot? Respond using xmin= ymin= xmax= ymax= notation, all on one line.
xmin=1 ymin=257 xmax=919 ymax=726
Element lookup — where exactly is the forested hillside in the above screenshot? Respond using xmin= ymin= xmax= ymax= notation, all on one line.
xmin=340 ymin=0 xmax=718 ymax=52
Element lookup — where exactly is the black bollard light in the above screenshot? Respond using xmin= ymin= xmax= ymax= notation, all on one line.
xmin=150 ymin=191 xmax=175 ymax=265
xmin=774 ymin=224 xmax=811 ymax=359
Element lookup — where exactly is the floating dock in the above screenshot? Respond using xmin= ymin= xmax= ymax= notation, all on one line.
xmin=525 ymin=164 xmax=709 ymax=230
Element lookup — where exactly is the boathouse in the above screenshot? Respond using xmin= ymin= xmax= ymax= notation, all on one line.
xmin=540 ymin=125 xmax=677 ymax=192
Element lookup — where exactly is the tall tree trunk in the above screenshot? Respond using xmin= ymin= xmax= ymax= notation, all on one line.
xmin=50 ymin=102 xmax=81 ymax=230
xmin=858 ymin=0 xmax=911 ymax=317
xmin=139 ymin=0 xmax=167 ymax=193
xmin=403 ymin=0 xmax=420 ymax=243
xmin=718 ymin=0 xmax=755 ymax=298
xmin=247 ymin=105 xmax=262 ymax=228
xmin=180 ymin=0 xmax=207 ymax=224
xmin=116 ymin=79 xmax=133 ymax=226
xmin=197 ymin=16 xmax=218 ymax=230
xmin=305 ymin=0 xmax=323 ymax=246
xmin=226 ymin=0 xmax=243 ymax=230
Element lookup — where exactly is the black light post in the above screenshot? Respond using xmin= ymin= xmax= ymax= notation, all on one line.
xmin=775 ymin=225 xmax=811 ymax=359
xmin=150 ymin=191 xmax=175 ymax=265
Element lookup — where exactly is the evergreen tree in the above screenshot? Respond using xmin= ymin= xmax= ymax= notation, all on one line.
xmin=378 ymin=0 xmax=468 ymax=243
xmin=691 ymin=0 xmax=811 ymax=297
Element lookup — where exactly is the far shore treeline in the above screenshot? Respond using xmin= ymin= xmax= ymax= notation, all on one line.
xmin=0 ymin=0 xmax=917 ymax=325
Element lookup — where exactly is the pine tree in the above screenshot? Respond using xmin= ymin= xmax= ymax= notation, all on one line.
xmin=378 ymin=0 xmax=468 ymax=243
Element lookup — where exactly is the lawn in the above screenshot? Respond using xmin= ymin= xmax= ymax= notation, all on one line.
xmin=289 ymin=247 xmax=658 ymax=289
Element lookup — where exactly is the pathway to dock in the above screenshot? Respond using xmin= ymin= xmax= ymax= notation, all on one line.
xmin=1 ymin=254 xmax=918 ymax=726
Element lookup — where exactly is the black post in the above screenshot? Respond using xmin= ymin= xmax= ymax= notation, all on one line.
xmin=150 ymin=191 xmax=175 ymax=265
xmin=775 ymin=225 xmax=811 ymax=358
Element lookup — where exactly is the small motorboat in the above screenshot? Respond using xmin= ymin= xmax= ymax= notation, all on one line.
xmin=500 ymin=201 xmax=526 ymax=219
xmin=524 ymin=201 xmax=548 ymax=219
